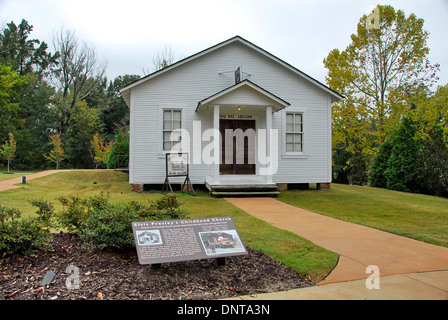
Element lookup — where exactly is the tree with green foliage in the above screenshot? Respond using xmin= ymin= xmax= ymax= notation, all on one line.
xmin=417 ymin=125 xmax=448 ymax=196
xmin=386 ymin=117 xmax=420 ymax=192
xmin=107 ymin=132 xmax=129 ymax=169
xmin=0 ymin=63 xmax=27 ymax=141
xmin=66 ymin=100 xmax=102 ymax=168
xmin=369 ymin=141 xmax=393 ymax=189
xmin=0 ymin=19 xmax=58 ymax=169
xmin=101 ymin=74 xmax=140 ymax=135
xmin=1 ymin=133 xmax=16 ymax=173
xmin=0 ymin=19 xmax=58 ymax=77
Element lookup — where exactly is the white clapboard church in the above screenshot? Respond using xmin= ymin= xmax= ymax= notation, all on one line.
xmin=120 ymin=36 xmax=343 ymax=196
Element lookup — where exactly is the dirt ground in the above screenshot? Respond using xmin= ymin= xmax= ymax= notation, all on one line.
xmin=0 ymin=233 xmax=313 ymax=300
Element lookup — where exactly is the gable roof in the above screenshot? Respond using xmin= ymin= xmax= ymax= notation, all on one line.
xmin=196 ymin=79 xmax=290 ymax=112
xmin=119 ymin=36 xmax=344 ymax=103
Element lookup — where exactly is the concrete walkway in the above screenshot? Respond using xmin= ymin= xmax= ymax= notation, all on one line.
xmin=225 ymin=197 xmax=448 ymax=300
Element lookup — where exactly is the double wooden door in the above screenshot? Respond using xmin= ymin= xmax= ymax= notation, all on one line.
xmin=219 ymin=119 xmax=256 ymax=175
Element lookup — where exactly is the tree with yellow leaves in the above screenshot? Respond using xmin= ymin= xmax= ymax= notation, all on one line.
xmin=91 ymin=132 xmax=113 ymax=169
xmin=44 ymin=134 xmax=64 ymax=169
xmin=324 ymin=4 xmax=439 ymax=185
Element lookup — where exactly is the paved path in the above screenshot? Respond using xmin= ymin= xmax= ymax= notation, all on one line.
xmin=225 ymin=197 xmax=448 ymax=300
xmin=0 ymin=170 xmax=63 ymax=192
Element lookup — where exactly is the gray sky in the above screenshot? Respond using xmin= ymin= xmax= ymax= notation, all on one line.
xmin=1 ymin=0 xmax=447 ymax=87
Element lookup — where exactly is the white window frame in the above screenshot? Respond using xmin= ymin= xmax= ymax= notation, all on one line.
xmin=281 ymin=108 xmax=308 ymax=158
xmin=157 ymin=105 xmax=186 ymax=156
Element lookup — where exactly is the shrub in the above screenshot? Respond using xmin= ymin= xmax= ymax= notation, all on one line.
xmin=0 ymin=199 xmax=55 ymax=255
xmin=57 ymin=195 xmax=88 ymax=232
xmin=57 ymin=192 xmax=112 ymax=233
xmin=81 ymin=202 xmax=138 ymax=249
xmin=152 ymin=193 xmax=189 ymax=220
xmin=57 ymin=193 xmax=189 ymax=249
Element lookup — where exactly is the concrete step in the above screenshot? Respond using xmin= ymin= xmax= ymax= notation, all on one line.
xmin=211 ymin=191 xmax=280 ymax=197
xmin=210 ymin=184 xmax=278 ymax=192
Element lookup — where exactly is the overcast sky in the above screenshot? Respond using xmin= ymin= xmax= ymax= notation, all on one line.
xmin=1 ymin=0 xmax=447 ymax=87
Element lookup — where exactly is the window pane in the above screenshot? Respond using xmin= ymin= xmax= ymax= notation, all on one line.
xmin=294 ymin=143 xmax=302 ymax=152
xmin=286 ymin=143 xmax=294 ymax=152
xmin=171 ymin=131 xmax=181 ymax=141
xmin=286 ymin=133 xmax=293 ymax=143
xmin=173 ymin=110 xmax=181 ymax=120
xmin=294 ymin=133 xmax=302 ymax=143
xmin=173 ymin=120 xmax=181 ymax=129
xmin=163 ymin=141 xmax=171 ymax=151
xmin=163 ymin=110 xmax=172 ymax=120
xmin=286 ymin=114 xmax=294 ymax=132
xmin=163 ymin=120 xmax=171 ymax=130
xmin=163 ymin=131 xmax=172 ymax=141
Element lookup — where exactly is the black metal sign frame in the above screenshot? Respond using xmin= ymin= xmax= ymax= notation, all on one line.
xmin=162 ymin=153 xmax=195 ymax=195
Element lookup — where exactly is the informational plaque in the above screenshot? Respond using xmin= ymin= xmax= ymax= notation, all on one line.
xmin=162 ymin=153 xmax=194 ymax=195
xmin=166 ymin=153 xmax=188 ymax=176
xmin=132 ymin=216 xmax=247 ymax=265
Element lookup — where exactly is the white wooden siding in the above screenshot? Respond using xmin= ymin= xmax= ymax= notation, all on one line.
xmin=129 ymin=41 xmax=332 ymax=184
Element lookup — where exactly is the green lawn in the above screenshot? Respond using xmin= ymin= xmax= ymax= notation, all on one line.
xmin=3 ymin=171 xmax=445 ymax=281
xmin=278 ymin=184 xmax=448 ymax=248
xmin=0 ymin=170 xmax=337 ymax=283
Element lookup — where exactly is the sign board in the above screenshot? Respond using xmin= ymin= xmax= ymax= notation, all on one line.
xmin=163 ymin=153 xmax=194 ymax=195
xmin=132 ymin=216 xmax=247 ymax=265
xmin=220 ymin=114 xmax=254 ymax=120
xmin=166 ymin=153 xmax=188 ymax=177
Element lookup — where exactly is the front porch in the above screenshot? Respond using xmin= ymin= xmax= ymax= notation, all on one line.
xmin=197 ymin=79 xmax=290 ymax=196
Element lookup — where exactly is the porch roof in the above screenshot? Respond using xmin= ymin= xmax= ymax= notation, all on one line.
xmin=196 ymin=79 xmax=290 ymax=112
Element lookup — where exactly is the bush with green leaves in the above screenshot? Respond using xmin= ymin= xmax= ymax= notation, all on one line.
xmin=151 ymin=193 xmax=189 ymax=220
xmin=57 ymin=193 xmax=189 ymax=249
xmin=57 ymin=194 xmax=90 ymax=232
xmin=0 ymin=199 xmax=55 ymax=255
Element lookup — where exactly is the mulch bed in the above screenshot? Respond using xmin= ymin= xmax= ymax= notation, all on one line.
xmin=0 ymin=233 xmax=313 ymax=300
